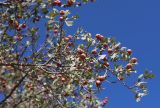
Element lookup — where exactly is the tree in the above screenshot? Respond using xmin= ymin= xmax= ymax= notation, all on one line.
xmin=0 ymin=0 xmax=154 ymax=107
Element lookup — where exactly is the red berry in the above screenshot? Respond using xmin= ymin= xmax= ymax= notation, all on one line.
xmin=130 ymin=57 xmax=137 ymax=63
xmin=35 ymin=17 xmax=40 ymax=21
xmin=53 ymin=0 xmax=61 ymax=6
xmin=104 ymin=97 xmax=109 ymax=100
xmin=127 ymin=49 xmax=132 ymax=55
xmin=79 ymin=53 xmax=86 ymax=61
xmin=108 ymin=48 xmax=113 ymax=54
xmin=53 ymin=29 xmax=58 ymax=33
xmin=22 ymin=23 xmax=26 ymax=28
xmin=17 ymin=15 xmax=22 ymax=19
xmin=9 ymin=20 xmax=14 ymax=26
xmin=57 ymin=63 xmax=61 ymax=67
xmin=97 ymin=76 xmax=106 ymax=81
xmin=59 ymin=16 xmax=64 ymax=22
xmin=103 ymin=44 xmax=108 ymax=48
xmin=67 ymin=42 xmax=73 ymax=47
xmin=104 ymin=62 xmax=109 ymax=67
xmin=96 ymin=34 xmax=104 ymax=41
xmin=57 ymin=0 xmax=62 ymax=6
xmin=103 ymin=57 xmax=108 ymax=61
xmin=15 ymin=23 xmax=19 ymax=28
xmin=86 ymin=94 xmax=91 ymax=99
xmin=16 ymin=26 xmax=21 ymax=31
xmin=126 ymin=63 xmax=132 ymax=70
xmin=77 ymin=48 xmax=84 ymax=54
xmin=82 ymin=80 xmax=88 ymax=85
xmin=67 ymin=0 xmax=74 ymax=6
xmin=51 ymin=75 xmax=56 ymax=80
xmin=63 ymin=92 xmax=69 ymax=97
xmin=96 ymin=80 xmax=101 ymax=87
xmin=27 ymin=84 xmax=33 ymax=91
xmin=14 ymin=35 xmax=22 ymax=40
xmin=103 ymin=97 xmax=109 ymax=104
xmin=92 ymin=49 xmax=97 ymax=55
xmin=60 ymin=10 xmax=65 ymax=16
xmin=64 ymin=37 xmax=70 ymax=42
xmin=61 ymin=77 xmax=66 ymax=82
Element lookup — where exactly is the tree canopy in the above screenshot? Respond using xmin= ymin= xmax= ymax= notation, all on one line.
xmin=0 ymin=0 xmax=154 ymax=108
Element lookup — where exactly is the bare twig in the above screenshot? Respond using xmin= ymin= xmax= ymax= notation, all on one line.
xmin=0 ymin=73 xmax=28 ymax=105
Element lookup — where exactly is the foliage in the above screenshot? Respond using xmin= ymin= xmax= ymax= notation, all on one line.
xmin=0 ymin=0 xmax=154 ymax=107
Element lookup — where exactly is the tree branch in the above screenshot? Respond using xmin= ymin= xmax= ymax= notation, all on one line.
xmin=0 ymin=73 xmax=28 ymax=105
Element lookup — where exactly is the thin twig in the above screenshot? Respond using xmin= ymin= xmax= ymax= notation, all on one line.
xmin=0 ymin=73 xmax=28 ymax=104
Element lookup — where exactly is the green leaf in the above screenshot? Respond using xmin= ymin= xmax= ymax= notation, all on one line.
xmin=48 ymin=12 xmax=58 ymax=19
xmin=65 ymin=20 xmax=74 ymax=27
xmin=144 ymin=70 xmax=155 ymax=79
xmin=42 ymin=8 xmax=49 ymax=14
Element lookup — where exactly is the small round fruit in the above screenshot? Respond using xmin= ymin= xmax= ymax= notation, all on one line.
xmin=86 ymin=94 xmax=91 ymax=99
xmin=77 ymin=48 xmax=84 ymax=54
xmin=14 ymin=35 xmax=22 ymax=40
xmin=96 ymin=34 xmax=104 ymax=41
xmin=59 ymin=16 xmax=64 ymax=22
xmin=103 ymin=44 xmax=108 ymax=48
xmin=16 ymin=26 xmax=21 ymax=31
xmin=67 ymin=1 xmax=74 ymax=6
xmin=63 ymin=92 xmax=69 ymax=97
xmin=97 ymin=76 xmax=106 ymax=81
xmin=53 ymin=0 xmax=61 ymax=6
xmin=51 ymin=75 xmax=56 ymax=80
xmin=96 ymin=80 xmax=101 ymax=87
xmin=35 ymin=17 xmax=40 ymax=21
xmin=57 ymin=0 xmax=62 ymax=6
xmin=108 ymin=48 xmax=113 ymax=54
xmin=64 ymin=37 xmax=70 ymax=42
xmin=127 ymin=49 xmax=132 ymax=55
xmin=92 ymin=49 xmax=97 ymax=55
xmin=22 ymin=23 xmax=26 ymax=28
xmin=67 ymin=42 xmax=73 ymax=47
xmin=61 ymin=77 xmax=66 ymax=82
xmin=103 ymin=62 xmax=109 ymax=67
xmin=79 ymin=53 xmax=86 ymax=61
xmin=56 ymin=63 xmax=61 ymax=67
xmin=82 ymin=80 xmax=88 ymax=85
xmin=126 ymin=63 xmax=132 ymax=70
xmin=15 ymin=23 xmax=19 ymax=28
xmin=60 ymin=10 xmax=65 ymax=16
xmin=17 ymin=15 xmax=22 ymax=19
xmin=103 ymin=97 xmax=109 ymax=104
xmin=53 ymin=29 xmax=58 ymax=33
xmin=130 ymin=57 xmax=137 ymax=63
xmin=103 ymin=57 xmax=108 ymax=61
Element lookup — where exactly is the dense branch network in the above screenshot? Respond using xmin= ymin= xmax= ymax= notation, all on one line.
xmin=0 ymin=0 xmax=154 ymax=108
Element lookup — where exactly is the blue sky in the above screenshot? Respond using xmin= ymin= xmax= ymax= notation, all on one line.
xmin=70 ymin=0 xmax=160 ymax=108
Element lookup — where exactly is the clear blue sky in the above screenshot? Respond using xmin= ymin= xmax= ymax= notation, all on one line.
xmin=70 ymin=0 xmax=159 ymax=108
